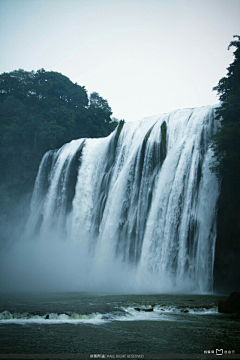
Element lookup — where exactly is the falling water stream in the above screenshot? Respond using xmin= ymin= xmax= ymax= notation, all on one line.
xmin=18 ymin=105 xmax=220 ymax=294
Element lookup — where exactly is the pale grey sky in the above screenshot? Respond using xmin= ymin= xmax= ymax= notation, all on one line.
xmin=0 ymin=0 xmax=239 ymax=122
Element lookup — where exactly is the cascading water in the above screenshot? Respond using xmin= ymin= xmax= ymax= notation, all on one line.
xmin=23 ymin=105 xmax=219 ymax=293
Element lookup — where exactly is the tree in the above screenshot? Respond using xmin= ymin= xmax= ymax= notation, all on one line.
xmin=0 ymin=69 xmax=118 ymax=202
xmin=88 ymin=92 xmax=118 ymax=137
xmin=211 ymin=35 xmax=240 ymax=202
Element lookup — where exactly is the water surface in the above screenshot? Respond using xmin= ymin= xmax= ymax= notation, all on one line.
xmin=0 ymin=292 xmax=239 ymax=358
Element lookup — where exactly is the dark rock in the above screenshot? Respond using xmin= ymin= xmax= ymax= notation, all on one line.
xmin=134 ymin=307 xmax=154 ymax=312
xmin=214 ymin=181 xmax=240 ymax=293
xmin=181 ymin=309 xmax=189 ymax=313
xmin=218 ymin=292 xmax=240 ymax=313
xmin=45 ymin=314 xmax=49 ymax=319
xmin=230 ymin=314 xmax=240 ymax=320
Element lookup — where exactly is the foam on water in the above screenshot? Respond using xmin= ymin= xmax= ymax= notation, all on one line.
xmin=0 ymin=310 xmax=108 ymax=325
xmin=0 ymin=305 xmax=219 ymax=325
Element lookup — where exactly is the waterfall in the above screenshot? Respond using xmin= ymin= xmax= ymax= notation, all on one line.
xmin=24 ymin=105 xmax=220 ymax=293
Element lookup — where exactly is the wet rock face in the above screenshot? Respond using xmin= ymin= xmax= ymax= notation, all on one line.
xmin=214 ymin=181 xmax=240 ymax=293
xmin=218 ymin=292 xmax=240 ymax=313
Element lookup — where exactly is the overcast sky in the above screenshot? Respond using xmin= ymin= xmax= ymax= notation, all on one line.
xmin=0 ymin=0 xmax=239 ymax=122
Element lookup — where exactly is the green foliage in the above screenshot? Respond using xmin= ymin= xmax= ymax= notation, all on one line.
xmin=211 ymin=36 xmax=240 ymax=200
xmin=0 ymin=69 xmax=118 ymax=202
xmin=88 ymin=92 xmax=117 ymax=137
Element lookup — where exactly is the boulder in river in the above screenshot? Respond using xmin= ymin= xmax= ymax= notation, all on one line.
xmin=218 ymin=292 xmax=240 ymax=313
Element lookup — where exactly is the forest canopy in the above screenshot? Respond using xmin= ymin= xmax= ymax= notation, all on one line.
xmin=0 ymin=69 xmax=118 ymax=204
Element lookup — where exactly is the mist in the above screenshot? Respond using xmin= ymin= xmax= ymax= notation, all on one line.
xmin=0 ymin=224 xmax=193 ymax=294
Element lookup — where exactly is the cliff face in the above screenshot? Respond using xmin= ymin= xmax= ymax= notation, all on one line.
xmin=214 ymin=181 xmax=240 ymax=293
